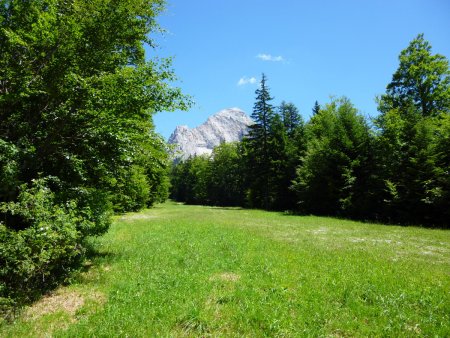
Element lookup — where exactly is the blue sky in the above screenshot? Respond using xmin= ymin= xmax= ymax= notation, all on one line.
xmin=151 ymin=0 xmax=450 ymax=139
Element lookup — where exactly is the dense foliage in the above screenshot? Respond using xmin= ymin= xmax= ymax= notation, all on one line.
xmin=292 ymin=97 xmax=376 ymax=218
xmin=0 ymin=0 xmax=188 ymax=317
xmin=170 ymin=143 xmax=246 ymax=206
xmin=375 ymin=34 xmax=450 ymax=225
xmin=170 ymin=35 xmax=449 ymax=227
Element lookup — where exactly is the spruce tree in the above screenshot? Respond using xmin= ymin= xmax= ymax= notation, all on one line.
xmin=244 ymin=74 xmax=276 ymax=209
xmin=272 ymin=102 xmax=306 ymax=210
xmin=279 ymin=101 xmax=301 ymax=136
xmin=248 ymin=74 xmax=276 ymax=153
xmin=292 ymin=97 xmax=374 ymax=217
xmin=312 ymin=101 xmax=321 ymax=115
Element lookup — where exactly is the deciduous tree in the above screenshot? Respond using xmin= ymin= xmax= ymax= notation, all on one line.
xmin=375 ymin=34 xmax=450 ymax=225
xmin=0 ymin=0 xmax=189 ymax=314
xmin=378 ymin=34 xmax=450 ymax=117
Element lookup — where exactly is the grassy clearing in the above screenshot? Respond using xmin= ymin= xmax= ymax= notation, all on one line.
xmin=1 ymin=202 xmax=449 ymax=337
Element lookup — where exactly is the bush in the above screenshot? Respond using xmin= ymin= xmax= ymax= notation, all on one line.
xmin=0 ymin=179 xmax=109 ymax=319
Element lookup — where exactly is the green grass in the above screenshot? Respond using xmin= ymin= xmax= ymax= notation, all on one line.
xmin=1 ymin=201 xmax=449 ymax=337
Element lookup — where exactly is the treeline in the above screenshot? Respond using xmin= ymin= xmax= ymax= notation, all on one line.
xmin=171 ymin=34 xmax=450 ymax=227
xmin=0 ymin=0 xmax=188 ymax=318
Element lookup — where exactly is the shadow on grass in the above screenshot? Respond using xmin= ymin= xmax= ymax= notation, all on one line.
xmin=278 ymin=209 xmax=450 ymax=229
xmin=83 ymin=239 xmax=116 ymax=263
xmin=177 ymin=201 xmax=448 ymax=229
xmin=74 ymin=239 xmax=118 ymax=284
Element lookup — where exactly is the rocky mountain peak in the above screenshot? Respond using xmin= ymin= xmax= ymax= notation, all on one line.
xmin=168 ymin=108 xmax=252 ymax=161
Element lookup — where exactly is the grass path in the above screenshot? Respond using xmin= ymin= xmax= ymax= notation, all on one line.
xmin=1 ymin=202 xmax=449 ymax=337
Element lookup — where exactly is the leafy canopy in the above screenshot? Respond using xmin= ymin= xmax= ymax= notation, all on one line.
xmin=379 ymin=34 xmax=450 ymax=117
xmin=0 ymin=0 xmax=190 ymax=315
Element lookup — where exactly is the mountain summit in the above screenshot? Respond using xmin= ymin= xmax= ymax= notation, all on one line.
xmin=168 ymin=108 xmax=252 ymax=160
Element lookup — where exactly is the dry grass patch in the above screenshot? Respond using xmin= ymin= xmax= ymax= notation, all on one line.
xmin=119 ymin=213 xmax=157 ymax=221
xmin=1 ymin=289 xmax=109 ymax=338
xmin=209 ymin=272 xmax=240 ymax=282
xmin=24 ymin=290 xmax=84 ymax=320
xmin=24 ymin=289 xmax=106 ymax=322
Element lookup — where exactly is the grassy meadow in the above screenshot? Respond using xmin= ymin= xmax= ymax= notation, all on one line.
xmin=1 ymin=202 xmax=449 ymax=337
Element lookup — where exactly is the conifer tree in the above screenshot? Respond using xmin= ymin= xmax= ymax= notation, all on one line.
xmin=312 ymin=101 xmax=321 ymax=116
xmin=243 ymin=74 xmax=276 ymax=209
xmin=272 ymin=102 xmax=306 ymax=209
xmin=292 ymin=97 xmax=374 ymax=217
xmin=248 ymin=74 xmax=276 ymax=153
xmin=279 ymin=101 xmax=301 ymax=136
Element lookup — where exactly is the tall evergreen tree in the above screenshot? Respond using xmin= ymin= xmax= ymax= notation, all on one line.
xmin=279 ymin=101 xmax=301 ymax=136
xmin=270 ymin=102 xmax=306 ymax=210
xmin=243 ymin=74 xmax=276 ymax=209
xmin=248 ymin=74 xmax=276 ymax=152
xmin=312 ymin=101 xmax=321 ymax=116
xmin=266 ymin=114 xmax=290 ymax=209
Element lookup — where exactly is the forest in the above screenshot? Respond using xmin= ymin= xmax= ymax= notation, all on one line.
xmin=0 ymin=0 xmax=449 ymax=323
xmin=170 ymin=34 xmax=450 ymax=228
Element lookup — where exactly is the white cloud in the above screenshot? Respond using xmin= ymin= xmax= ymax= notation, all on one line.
xmin=257 ymin=53 xmax=284 ymax=62
xmin=237 ymin=76 xmax=257 ymax=86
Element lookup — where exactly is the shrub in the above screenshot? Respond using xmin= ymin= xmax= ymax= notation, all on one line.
xmin=0 ymin=179 xmax=109 ymax=319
